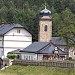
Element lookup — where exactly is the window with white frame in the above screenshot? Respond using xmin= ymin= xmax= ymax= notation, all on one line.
xmin=24 ymin=55 xmax=34 ymax=60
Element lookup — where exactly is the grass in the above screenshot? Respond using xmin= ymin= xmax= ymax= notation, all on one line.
xmin=0 ymin=65 xmax=75 ymax=75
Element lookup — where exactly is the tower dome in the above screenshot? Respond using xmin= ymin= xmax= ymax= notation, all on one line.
xmin=40 ymin=8 xmax=51 ymax=16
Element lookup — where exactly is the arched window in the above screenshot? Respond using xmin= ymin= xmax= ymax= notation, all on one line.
xmin=44 ymin=25 xmax=47 ymax=31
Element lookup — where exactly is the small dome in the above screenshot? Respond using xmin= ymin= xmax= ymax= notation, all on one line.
xmin=40 ymin=8 xmax=51 ymax=15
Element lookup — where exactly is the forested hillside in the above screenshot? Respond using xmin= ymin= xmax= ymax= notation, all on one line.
xmin=0 ymin=0 xmax=75 ymax=46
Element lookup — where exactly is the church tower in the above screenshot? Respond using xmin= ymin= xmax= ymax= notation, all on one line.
xmin=38 ymin=6 xmax=52 ymax=42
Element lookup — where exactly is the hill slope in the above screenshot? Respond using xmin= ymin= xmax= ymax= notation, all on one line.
xmin=0 ymin=65 xmax=75 ymax=75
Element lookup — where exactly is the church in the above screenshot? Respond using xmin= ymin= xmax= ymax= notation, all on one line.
xmin=9 ymin=7 xmax=71 ymax=61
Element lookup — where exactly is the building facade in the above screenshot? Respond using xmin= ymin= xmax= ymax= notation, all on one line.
xmin=0 ymin=24 xmax=32 ymax=58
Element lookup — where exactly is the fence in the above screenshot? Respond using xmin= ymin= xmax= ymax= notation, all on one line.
xmin=13 ymin=60 xmax=75 ymax=68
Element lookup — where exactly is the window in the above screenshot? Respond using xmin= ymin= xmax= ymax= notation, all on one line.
xmin=31 ymin=56 xmax=33 ymax=60
xmin=38 ymin=25 xmax=40 ymax=31
xmin=44 ymin=25 xmax=47 ymax=31
xmin=26 ymin=56 xmax=28 ymax=60
xmin=29 ymin=56 xmax=30 ymax=60
xmin=17 ymin=29 xmax=20 ymax=33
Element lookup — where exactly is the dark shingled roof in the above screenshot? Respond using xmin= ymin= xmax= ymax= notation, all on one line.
xmin=0 ymin=23 xmax=29 ymax=35
xmin=40 ymin=8 xmax=51 ymax=14
xmin=20 ymin=42 xmax=67 ymax=55
xmin=38 ymin=42 xmax=67 ymax=55
xmin=51 ymin=37 xmax=66 ymax=45
xmin=8 ymin=49 xmax=21 ymax=54
xmin=20 ymin=42 xmax=49 ymax=53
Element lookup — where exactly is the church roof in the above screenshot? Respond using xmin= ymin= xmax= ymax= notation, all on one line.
xmin=0 ymin=23 xmax=31 ymax=35
xmin=20 ymin=42 xmax=49 ymax=53
xmin=8 ymin=49 xmax=21 ymax=54
xmin=40 ymin=8 xmax=51 ymax=14
xmin=51 ymin=37 xmax=66 ymax=45
xmin=40 ymin=8 xmax=51 ymax=15
xmin=20 ymin=42 xmax=67 ymax=55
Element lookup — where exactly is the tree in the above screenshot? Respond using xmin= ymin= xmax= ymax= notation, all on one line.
xmin=0 ymin=6 xmax=8 ymax=23
xmin=58 ymin=8 xmax=75 ymax=47
xmin=52 ymin=13 xmax=61 ymax=36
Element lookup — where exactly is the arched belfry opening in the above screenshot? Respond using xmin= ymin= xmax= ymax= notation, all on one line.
xmin=44 ymin=25 xmax=47 ymax=31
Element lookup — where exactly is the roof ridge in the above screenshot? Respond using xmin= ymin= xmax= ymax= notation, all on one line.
xmin=36 ymin=42 xmax=50 ymax=53
xmin=51 ymin=42 xmax=67 ymax=53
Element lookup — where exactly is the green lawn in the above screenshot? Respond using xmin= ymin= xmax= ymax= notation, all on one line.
xmin=0 ymin=65 xmax=75 ymax=75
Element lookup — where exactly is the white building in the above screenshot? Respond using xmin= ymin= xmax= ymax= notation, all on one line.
xmin=0 ymin=23 xmax=32 ymax=58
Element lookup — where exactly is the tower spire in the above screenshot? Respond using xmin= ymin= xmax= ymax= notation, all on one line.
xmin=45 ymin=2 xmax=47 ymax=9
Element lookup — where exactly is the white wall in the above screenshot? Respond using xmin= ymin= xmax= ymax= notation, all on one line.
xmin=69 ymin=48 xmax=75 ymax=59
xmin=0 ymin=37 xmax=3 ymax=47
xmin=38 ymin=54 xmax=43 ymax=60
xmin=3 ymin=28 xmax=32 ymax=58
xmin=0 ymin=36 xmax=4 ymax=58
xmin=21 ymin=53 xmax=37 ymax=60
xmin=21 ymin=53 xmax=43 ymax=61
xmin=0 ymin=48 xmax=4 ymax=58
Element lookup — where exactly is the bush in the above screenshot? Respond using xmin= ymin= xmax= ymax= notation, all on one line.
xmin=67 ymin=57 xmax=72 ymax=60
xmin=7 ymin=54 xmax=17 ymax=59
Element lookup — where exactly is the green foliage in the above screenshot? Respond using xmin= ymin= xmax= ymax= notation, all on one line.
xmin=67 ymin=57 xmax=75 ymax=61
xmin=0 ymin=65 xmax=75 ymax=75
xmin=67 ymin=57 xmax=72 ymax=60
xmin=58 ymin=8 xmax=75 ymax=47
xmin=7 ymin=54 xmax=17 ymax=59
xmin=0 ymin=0 xmax=75 ymax=45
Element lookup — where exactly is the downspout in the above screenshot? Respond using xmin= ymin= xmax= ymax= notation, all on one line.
xmin=37 ymin=54 xmax=38 ymax=61
xmin=2 ymin=35 xmax=4 ymax=59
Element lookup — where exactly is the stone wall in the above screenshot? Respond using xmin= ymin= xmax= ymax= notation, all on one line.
xmin=13 ymin=59 xmax=75 ymax=68
xmin=38 ymin=16 xmax=52 ymax=42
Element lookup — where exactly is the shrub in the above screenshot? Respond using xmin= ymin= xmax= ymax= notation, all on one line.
xmin=7 ymin=54 xmax=17 ymax=59
xmin=67 ymin=57 xmax=72 ymax=60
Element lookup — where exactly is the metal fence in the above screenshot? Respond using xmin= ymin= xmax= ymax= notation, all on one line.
xmin=13 ymin=60 xmax=75 ymax=68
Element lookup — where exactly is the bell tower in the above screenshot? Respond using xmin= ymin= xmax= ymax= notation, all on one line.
xmin=38 ymin=6 xmax=52 ymax=42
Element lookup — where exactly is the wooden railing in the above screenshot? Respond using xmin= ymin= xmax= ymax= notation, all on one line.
xmin=13 ymin=60 xmax=75 ymax=68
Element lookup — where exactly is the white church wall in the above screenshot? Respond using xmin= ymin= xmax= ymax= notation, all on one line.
xmin=21 ymin=53 xmax=43 ymax=61
xmin=38 ymin=54 xmax=43 ymax=60
xmin=21 ymin=53 xmax=37 ymax=60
